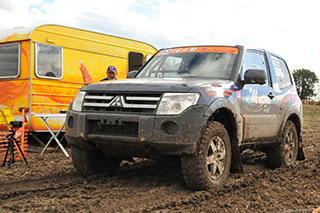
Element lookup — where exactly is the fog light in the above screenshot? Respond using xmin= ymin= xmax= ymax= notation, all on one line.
xmin=161 ymin=121 xmax=178 ymax=135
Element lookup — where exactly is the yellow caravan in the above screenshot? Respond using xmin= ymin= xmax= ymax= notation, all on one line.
xmin=0 ymin=24 xmax=157 ymax=135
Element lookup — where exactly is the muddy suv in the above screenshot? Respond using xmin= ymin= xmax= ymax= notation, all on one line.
xmin=65 ymin=45 xmax=304 ymax=190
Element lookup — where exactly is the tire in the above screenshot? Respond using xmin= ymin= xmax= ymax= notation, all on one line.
xmin=181 ymin=121 xmax=231 ymax=190
xmin=267 ymin=120 xmax=298 ymax=169
xmin=162 ymin=156 xmax=181 ymax=168
xmin=71 ymin=146 xmax=121 ymax=177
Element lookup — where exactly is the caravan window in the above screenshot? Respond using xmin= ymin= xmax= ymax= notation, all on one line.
xmin=0 ymin=43 xmax=20 ymax=78
xmin=129 ymin=52 xmax=144 ymax=71
xmin=35 ymin=43 xmax=63 ymax=79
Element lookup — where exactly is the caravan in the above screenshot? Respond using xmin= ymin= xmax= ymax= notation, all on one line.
xmin=0 ymin=24 xmax=157 ymax=136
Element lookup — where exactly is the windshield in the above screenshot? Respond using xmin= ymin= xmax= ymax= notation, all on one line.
xmin=137 ymin=46 xmax=238 ymax=79
xmin=0 ymin=43 xmax=20 ymax=78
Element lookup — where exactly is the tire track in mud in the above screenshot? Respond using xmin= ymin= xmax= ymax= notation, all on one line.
xmin=0 ymin=171 xmax=130 ymax=212
xmin=146 ymin=155 xmax=320 ymax=212
xmin=0 ymin=159 xmax=187 ymax=212
xmin=88 ymin=160 xmax=191 ymax=212
xmin=1 ymin=153 xmax=319 ymax=212
xmin=99 ymin=163 xmax=258 ymax=212
xmin=98 ymin=185 xmax=190 ymax=212
xmin=0 ymin=168 xmax=124 ymax=202
xmin=0 ymin=174 xmax=87 ymax=201
xmin=144 ymin=173 xmax=267 ymax=212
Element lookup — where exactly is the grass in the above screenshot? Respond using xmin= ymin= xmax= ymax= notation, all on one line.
xmin=303 ymin=104 xmax=320 ymax=121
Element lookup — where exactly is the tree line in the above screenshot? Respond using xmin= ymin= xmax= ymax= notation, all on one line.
xmin=293 ymin=69 xmax=319 ymax=101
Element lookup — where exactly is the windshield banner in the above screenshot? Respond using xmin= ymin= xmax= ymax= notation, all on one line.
xmin=156 ymin=46 xmax=239 ymax=56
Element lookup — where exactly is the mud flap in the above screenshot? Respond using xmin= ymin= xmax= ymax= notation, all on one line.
xmin=297 ymin=139 xmax=305 ymax=160
xmin=230 ymin=140 xmax=243 ymax=173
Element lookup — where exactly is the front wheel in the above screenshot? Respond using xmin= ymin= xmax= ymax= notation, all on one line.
xmin=71 ymin=146 xmax=121 ymax=177
xmin=181 ymin=121 xmax=231 ymax=190
xmin=267 ymin=120 xmax=298 ymax=169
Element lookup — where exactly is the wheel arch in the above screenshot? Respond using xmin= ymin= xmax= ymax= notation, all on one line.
xmin=205 ymin=99 xmax=243 ymax=173
xmin=284 ymin=113 xmax=305 ymax=160
xmin=287 ymin=113 xmax=302 ymax=138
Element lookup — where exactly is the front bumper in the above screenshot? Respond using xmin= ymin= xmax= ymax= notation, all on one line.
xmin=65 ymin=105 xmax=208 ymax=157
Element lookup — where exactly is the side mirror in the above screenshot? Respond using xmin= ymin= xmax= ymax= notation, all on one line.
xmin=127 ymin=70 xmax=138 ymax=78
xmin=244 ymin=69 xmax=267 ymax=85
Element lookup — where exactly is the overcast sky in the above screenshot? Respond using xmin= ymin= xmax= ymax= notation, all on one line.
xmin=0 ymin=0 xmax=319 ymax=78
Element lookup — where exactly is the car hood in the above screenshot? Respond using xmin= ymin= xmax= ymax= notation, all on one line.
xmin=82 ymin=78 xmax=235 ymax=92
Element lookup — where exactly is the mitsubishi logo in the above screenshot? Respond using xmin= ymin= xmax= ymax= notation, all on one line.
xmin=110 ymin=96 xmax=123 ymax=107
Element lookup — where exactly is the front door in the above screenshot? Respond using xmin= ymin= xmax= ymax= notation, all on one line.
xmin=240 ymin=50 xmax=279 ymax=142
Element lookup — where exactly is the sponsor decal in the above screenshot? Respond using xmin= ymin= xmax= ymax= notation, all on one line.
xmin=242 ymin=88 xmax=271 ymax=113
xmin=204 ymin=87 xmax=235 ymax=98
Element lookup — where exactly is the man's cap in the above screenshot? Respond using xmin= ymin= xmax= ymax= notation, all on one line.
xmin=107 ymin=65 xmax=117 ymax=74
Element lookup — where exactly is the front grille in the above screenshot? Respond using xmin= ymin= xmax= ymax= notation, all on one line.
xmin=82 ymin=92 xmax=162 ymax=114
xmin=88 ymin=120 xmax=139 ymax=137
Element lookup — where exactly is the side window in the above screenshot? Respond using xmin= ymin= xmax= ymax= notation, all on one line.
xmin=270 ymin=55 xmax=292 ymax=89
xmin=242 ymin=51 xmax=268 ymax=85
xmin=35 ymin=43 xmax=63 ymax=79
xmin=129 ymin=52 xmax=144 ymax=71
xmin=0 ymin=43 xmax=20 ymax=78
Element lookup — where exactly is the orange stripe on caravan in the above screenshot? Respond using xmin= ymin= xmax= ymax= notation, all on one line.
xmin=4 ymin=35 xmax=15 ymax=42
xmin=21 ymin=45 xmax=29 ymax=63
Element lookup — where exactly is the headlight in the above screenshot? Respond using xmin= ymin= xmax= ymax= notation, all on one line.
xmin=72 ymin=91 xmax=86 ymax=112
xmin=156 ymin=93 xmax=200 ymax=115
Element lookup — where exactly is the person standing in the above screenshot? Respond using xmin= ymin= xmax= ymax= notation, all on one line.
xmin=101 ymin=65 xmax=117 ymax=81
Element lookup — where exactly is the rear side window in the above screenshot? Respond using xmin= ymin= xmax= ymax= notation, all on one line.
xmin=35 ymin=43 xmax=63 ymax=79
xmin=270 ymin=55 xmax=292 ymax=89
xmin=0 ymin=43 xmax=20 ymax=78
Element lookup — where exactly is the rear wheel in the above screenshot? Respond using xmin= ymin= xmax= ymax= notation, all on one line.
xmin=71 ymin=146 xmax=121 ymax=177
xmin=181 ymin=121 xmax=231 ymax=190
xmin=267 ymin=120 xmax=298 ymax=169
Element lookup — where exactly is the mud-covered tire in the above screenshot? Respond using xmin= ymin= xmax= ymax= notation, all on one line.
xmin=181 ymin=121 xmax=231 ymax=190
xmin=71 ymin=146 xmax=121 ymax=177
xmin=162 ymin=156 xmax=181 ymax=168
xmin=267 ymin=120 xmax=298 ymax=169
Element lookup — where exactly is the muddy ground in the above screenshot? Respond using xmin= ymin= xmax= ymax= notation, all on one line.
xmin=0 ymin=105 xmax=319 ymax=212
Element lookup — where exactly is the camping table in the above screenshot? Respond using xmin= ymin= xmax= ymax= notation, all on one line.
xmin=33 ymin=113 xmax=69 ymax=157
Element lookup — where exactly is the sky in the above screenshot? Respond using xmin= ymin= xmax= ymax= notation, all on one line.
xmin=0 ymin=0 xmax=319 ymax=78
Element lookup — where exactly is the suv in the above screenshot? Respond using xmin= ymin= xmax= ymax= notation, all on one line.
xmin=65 ymin=45 xmax=304 ymax=190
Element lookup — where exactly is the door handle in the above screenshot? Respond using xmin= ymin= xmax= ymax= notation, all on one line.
xmin=268 ymin=92 xmax=275 ymax=99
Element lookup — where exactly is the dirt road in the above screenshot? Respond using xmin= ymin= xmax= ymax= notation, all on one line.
xmin=0 ymin=105 xmax=319 ymax=212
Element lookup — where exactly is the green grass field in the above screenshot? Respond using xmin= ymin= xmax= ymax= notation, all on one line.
xmin=302 ymin=104 xmax=320 ymax=130
xmin=303 ymin=104 xmax=320 ymax=121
